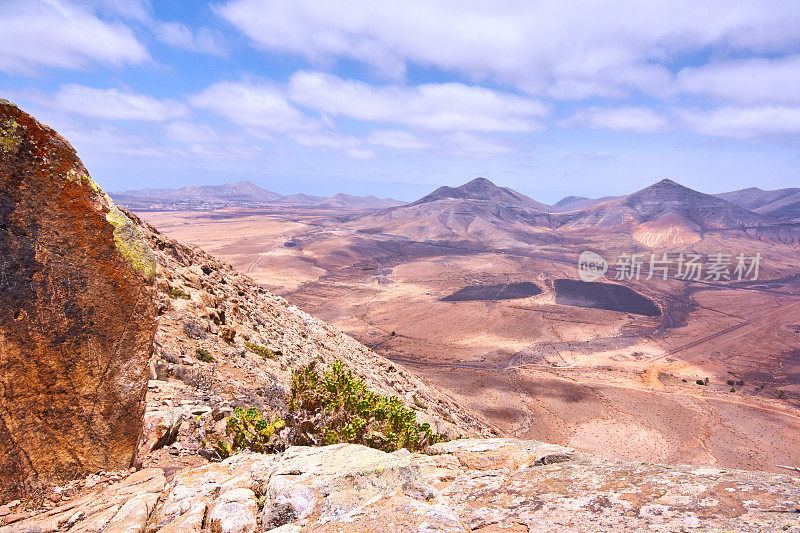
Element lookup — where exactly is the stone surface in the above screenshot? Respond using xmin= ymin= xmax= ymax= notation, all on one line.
xmin=0 ymin=99 xmax=158 ymax=498
xmin=5 ymin=441 xmax=800 ymax=532
xmin=426 ymin=438 xmax=574 ymax=471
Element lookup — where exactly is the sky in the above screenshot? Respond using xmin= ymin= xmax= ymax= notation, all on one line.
xmin=2 ymin=0 xmax=800 ymax=203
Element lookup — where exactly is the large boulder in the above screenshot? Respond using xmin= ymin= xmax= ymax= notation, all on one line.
xmin=0 ymin=99 xmax=157 ymax=498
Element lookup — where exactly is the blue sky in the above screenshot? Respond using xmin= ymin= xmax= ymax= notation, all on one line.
xmin=2 ymin=0 xmax=799 ymax=203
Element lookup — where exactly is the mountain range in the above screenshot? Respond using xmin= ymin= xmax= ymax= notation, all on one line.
xmin=114 ymin=178 xmax=800 ymax=225
xmin=714 ymin=186 xmax=800 ymax=221
xmin=345 ymin=177 xmax=798 ymax=248
xmin=111 ymin=181 xmax=404 ymax=211
xmin=551 ymin=186 xmax=800 ymax=223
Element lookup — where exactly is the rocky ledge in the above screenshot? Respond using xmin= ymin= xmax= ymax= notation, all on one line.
xmin=3 ymin=438 xmax=799 ymax=532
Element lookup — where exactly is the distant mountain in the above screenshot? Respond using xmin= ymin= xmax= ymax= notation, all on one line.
xmin=715 ymin=187 xmax=800 ymax=221
xmin=554 ymin=179 xmax=779 ymax=246
xmin=552 ymin=195 xmax=619 ymax=212
xmin=557 ymin=179 xmax=773 ymax=229
xmin=315 ymin=193 xmax=405 ymax=210
xmin=112 ymin=182 xmax=401 ymax=211
xmin=174 ymin=181 xmax=283 ymax=202
xmin=411 ymin=177 xmax=552 ymax=212
xmin=276 ymin=193 xmax=327 ymax=205
xmin=347 ymin=177 xmax=557 ymax=247
xmin=112 ymin=180 xmax=281 ymax=210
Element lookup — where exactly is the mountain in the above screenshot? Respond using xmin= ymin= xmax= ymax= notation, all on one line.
xmin=715 ymin=186 xmax=800 ymax=221
xmin=174 ymin=180 xmax=283 ymax=202
xmin=554 ymin=179 xmax=780 ymax=246
xmin=411 ymin=177 xmax=552 ymax=212
xmin=276 ymin=192 xmax=327 ymax=205
xmin=552 ymin=195 xmax=619 ymax=212
xmin=112 ymin=183 xmax=403 ymax=211
xmin=315 ymin=193 xmax=405 ymax=210
xmin=557 ymin=179 xmax=774 ymax=229
xmin=112 ymin=180 xmax=281 ymax=210
xmin=347 ymin=177 xmax=556 ymax=247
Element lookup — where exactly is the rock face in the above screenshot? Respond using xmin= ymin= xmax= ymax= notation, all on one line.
xmin=0 ymin=99 xmax=157 ymax=498
xmin=5 ymin=439 xmax=800 ymax=532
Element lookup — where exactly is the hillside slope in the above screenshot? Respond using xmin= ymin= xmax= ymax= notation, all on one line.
xmin=133 ymin=209 xmax=494 ymax=455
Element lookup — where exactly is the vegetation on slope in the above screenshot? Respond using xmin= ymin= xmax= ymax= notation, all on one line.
xmin=214 ymin=360 xmax=446 ymax=458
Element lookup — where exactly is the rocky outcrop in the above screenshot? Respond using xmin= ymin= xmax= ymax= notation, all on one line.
xmin=4 ymin=439 xmax=800 ymax=532
xmin=0 ymin=100 xmax=157 ymax=498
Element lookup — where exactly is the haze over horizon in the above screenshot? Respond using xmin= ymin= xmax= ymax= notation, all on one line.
xmin=3 ymin=1 xmax=800 ymax=203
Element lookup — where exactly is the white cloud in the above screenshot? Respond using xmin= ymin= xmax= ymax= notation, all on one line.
xmin=676 ymin=106 xmax=800 ymax=139
xmin=290 ymin=132 xmax=359 ymax=148
xmin=188 ymin=79 xmax=319 ymax=133
xmin=288 ymin=71 xmax=546 ymax=132
xmin=92 ymin=0 xmax=152 ymax=22
xmin=367 ymin=130 xmax=429 ymax=149
xmin=444 ymin=132 xmax=513 ymax=158
xmin=155 ymin=22 xmax=228 ymax=56
xmin=562 ymin=107 xmax=667 ymax=133
xmin=53 ymin=84 xmax=188 ymax=120
xmin=346 ymin=148 xmax=376 ymax=160
xmin=678 ymin=55 xmax=800 ymax=106
xmin=217 ymin=0 xmax=800 ymax=99
xmin=0 ymin=0 xmax=149 ymax=74
xmin=164 ymin=121 xmax=221 ymax=143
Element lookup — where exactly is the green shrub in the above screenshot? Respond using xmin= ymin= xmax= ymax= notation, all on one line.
xmin=245 ymin=341 xmax=275 ymax=359
xmin=287 ymin=360 xmax=446 ymax=452
xmin=214 ymin=407 xmax=285 ymax=459
xmin=195 ymin=348 xmax=213 ymax=363
xmin=169 ymin=287 xmax=190 ymax=299
xmin=213 ymin=360 xmax=446 ymax=459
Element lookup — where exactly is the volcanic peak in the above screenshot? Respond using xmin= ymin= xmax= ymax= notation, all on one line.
xmin=410 ymin=177 xmax=550 ymax=211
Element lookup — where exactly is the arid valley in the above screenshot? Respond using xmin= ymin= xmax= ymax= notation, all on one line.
xmin=131 ymin=178 xmax=800 ymax=474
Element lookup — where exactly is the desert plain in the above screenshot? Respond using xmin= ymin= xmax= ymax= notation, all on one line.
xmin=140 ymin=197 xmax=800 ymax=473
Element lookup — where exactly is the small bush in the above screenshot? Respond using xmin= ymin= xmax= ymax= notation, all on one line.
xmin=213 ymin=361 xmax=446 ymax=458
xmin=214 ymin=407 xmax=285 ymax=459
xmin=169 ymin=287 xmax=190 ymax=299
xmin=696 ymin=379 xmax=705 ymax=386
xmin=183 ymin=320 xmax=206 ymax=340
xmin=196 ymin=348 xmax=213 ymax=363
xmin=245 ymin=341 xmax=275 ymax=359
xmin=287 ymin=360 xmax=446 ymax=452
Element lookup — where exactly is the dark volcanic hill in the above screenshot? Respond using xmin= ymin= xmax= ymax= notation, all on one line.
xmin=347 ymin=177 xmax=557 ymax=247
xmin=715 ymin=187 xmax=800 ymax=221
xmin=556 ymin=179 xmax=774 ymax=230
xmin=411 ymin=177 xmax=552 ymax=212
xmin=553 ymin=179 xmax=786 ymax=247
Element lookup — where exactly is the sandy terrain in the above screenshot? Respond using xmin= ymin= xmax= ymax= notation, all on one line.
xmin=140 ymin=208 xmax=800 ymax=473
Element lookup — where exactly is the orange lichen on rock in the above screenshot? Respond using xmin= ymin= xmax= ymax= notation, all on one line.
xmin=0 ymin=99 xmax=157 ymax=499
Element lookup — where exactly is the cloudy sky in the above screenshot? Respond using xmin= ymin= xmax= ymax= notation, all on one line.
xmin=2 ymin=0 xmax=800 ymax=202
